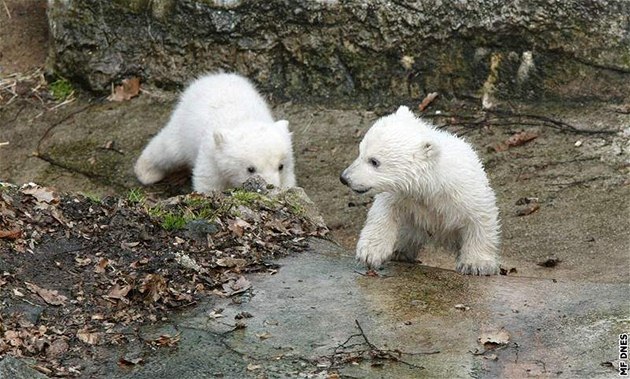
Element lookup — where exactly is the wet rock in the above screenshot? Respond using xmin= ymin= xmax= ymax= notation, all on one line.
xmin=278 ymin=187 xmax=327 ymax=230
xmin=0 ymin=356 xmax=48 ymax=379
xmin=47 ymin=0 xmax=630 ymax=105
xmin=185 ymin=219 xmax=220 ymax=242
xmin=241 ymin=175 xmax=269 ymax=194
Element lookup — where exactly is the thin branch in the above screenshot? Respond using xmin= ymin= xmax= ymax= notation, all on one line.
xmin=486 ymin=109 xmax=617 ymax=135
xmin=36 ymin=104 xmax=94 ymax=156
xmin=2 ymin=0 xmax=10 ymax=19
xmin=354 ymin=319 xmax=377 ymax=350
xmin=429 ymin=109 xmax=617 ymax=135
xmin=324 ymin=319 xmax=437 ymax=371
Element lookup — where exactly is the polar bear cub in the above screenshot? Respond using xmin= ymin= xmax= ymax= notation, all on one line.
xmin=134 ymin=73 xmax=296 ymax=192
xmin=340 ymin=106 xmax=500 ymax=275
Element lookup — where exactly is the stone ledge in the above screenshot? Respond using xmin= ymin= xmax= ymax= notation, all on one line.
xmin=45 ymin=0 xmax=630 ymax=104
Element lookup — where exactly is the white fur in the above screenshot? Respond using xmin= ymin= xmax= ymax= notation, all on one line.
xmin=341 ymin=106 xmax=500 ymax=275
xmin=134 ymin=73 xmax=296 ymax=192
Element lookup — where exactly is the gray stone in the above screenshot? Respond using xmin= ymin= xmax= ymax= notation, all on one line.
xmin=46 ymin=0 xmax=630 ymax=106
xmin=240 ymin=174 xmax=269 ymax=194
xmin=185 ymin=219 xmax=220 ymax=242
xmin=0 ymin=356 xmax=48 ymax=379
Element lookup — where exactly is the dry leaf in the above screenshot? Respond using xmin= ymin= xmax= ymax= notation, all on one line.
xmin=227 ymin=218 xmax=251 ymax=237
xmin=74 ymin=257 xmax=92 ymax=266
xmin=118 ymin=356 xmax=144 ymax=367
xmin=46 ymin=338 xmax=69 ymax=358
xmin=266 ymin=219 xmax=287 ymax=233
xmin=121 ymin=241 xmax=140 ymax=249
xmin=0 ymin=228 xmax=21 ymax=240
xmin=478 ymin=328 xmax=510 ymax=348
xmin=537 ymin=257 xmax=561 ymax=268
xmin=492 ymin=143 xmax=509 ymax=152
xmin=139 ymin=274 xmax=167 ymax=302
xmin=365 ymin=269 xmax=380 ymax=277
xmin=247 ymin=363 xmax=262 ymax=371
xmin=256 ymin=331 xmax=272 ymax=340
xmin=77 ymin=329 xmax=101 ymax=345
xmin=105 ymin=284 xmax=131 ymax=300
xmin=94 ymin=258 xmax=110 ymax=273
xmin=108 ymin=77 xmax=140 ymax=102
xmin=25 ymin=282 xmax=67 ymax=306
xmin=216 ymin=257 xmax=247 ymax=268
xmin=418 ymin=92 xmax=438 ymax=111
xmin=516 ymin=203 xmax=540 ymax=216
xmin=222 ymin=276 xmax=251 ymax=296
xmin=506 ymin=131 xmax=538 ymax=147
xmin=208 ymin=309 xmax=225 ymax=319
xmin=21 ymin=185 xmax=58 ymax=204
xmin=152 ymin=334 xmax=180 ymax=347
xmin=4 ymin=330 xmax=22 ymax=346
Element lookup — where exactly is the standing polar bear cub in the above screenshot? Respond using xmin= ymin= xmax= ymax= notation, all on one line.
xmin=341 ymin=106 xmax=500 ymax=275
xmin=134 ymin=73 xmax=296 ymax=192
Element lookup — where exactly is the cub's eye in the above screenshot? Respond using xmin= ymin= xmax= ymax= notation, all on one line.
xmin=278 ymin=164 xmax=284 ymax=171
xmin=368 ymin=158 xmax=380 ymax=168
xmin=247 ymin=166 xmax=256 ymax=174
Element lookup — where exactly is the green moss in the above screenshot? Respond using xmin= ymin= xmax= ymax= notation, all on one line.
xmin=149 ymin=196 xmax=222 ymax=231
xmin=230 ymin=189 xmax=275 ymax=208
xmin=127 ymin=188 xmax=146 ymax=204
xmin=80 ymin=192 xmax=102 ymax=204
xmin=182 ymin=197 xmax=222 ymax=219
xmin=161 ymin=212 xmax=188 ymax=230
xmin=280 ymin=192 xmax=306 ymax=216
xmin=148 ymin=205 xmax=187 ymax=230
xmin=48 ymin=78 xmax=74 ymax=101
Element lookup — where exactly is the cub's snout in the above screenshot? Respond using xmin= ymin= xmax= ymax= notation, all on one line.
xmin=339 ymin=172 xmax=349 ymax=186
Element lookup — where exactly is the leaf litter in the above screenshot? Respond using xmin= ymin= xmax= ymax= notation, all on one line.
xmin=0 ymin=182 xmax=328 ymax=376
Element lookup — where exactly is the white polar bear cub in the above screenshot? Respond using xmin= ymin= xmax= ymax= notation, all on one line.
xmin=134 ymin=73 xmax=296 ymax=192
xmin=340 ymin=106 xmax=500 ymax=275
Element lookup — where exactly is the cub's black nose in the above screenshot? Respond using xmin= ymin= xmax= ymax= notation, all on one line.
xmin=339 ymin=173 xmax=348 ymax=186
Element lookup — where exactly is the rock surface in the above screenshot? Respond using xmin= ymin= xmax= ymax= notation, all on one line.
xmin=0 ymin=356 xmax=48 ymax=379
xmin=47 ymin=0 xmax=630 ymax=105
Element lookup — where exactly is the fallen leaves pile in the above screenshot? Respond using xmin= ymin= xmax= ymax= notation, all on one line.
xmin=0 ymin=182 xmax=327 ymax=376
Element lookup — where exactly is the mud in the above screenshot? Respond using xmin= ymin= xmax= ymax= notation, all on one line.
xmin=1 ymin=1 xmax=629 ymax=377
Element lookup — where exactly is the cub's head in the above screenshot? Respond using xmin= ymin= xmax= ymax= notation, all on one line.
xmin=213 ymin=120 xmax=294 ymax=189
xmin=340 ymin=106 xmax=439 ymax=195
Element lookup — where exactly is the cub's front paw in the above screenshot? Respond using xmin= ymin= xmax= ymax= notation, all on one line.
xmin=134 ymin=158 xmax=164 ymax=185
xmin=456 ymin=257 xmax=499 ymax=276
xmin=356 ymin=242 xmax=392 ymax=270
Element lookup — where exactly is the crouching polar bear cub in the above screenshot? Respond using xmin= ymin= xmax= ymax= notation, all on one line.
xmin=340 ymin=106 xmax=500 ymax=275
xmin=134 ymin=73 xmax=296 ymax=192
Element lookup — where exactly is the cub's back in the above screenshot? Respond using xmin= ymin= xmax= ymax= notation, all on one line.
xmin=174 ymin=73 xmax=274 ymax=133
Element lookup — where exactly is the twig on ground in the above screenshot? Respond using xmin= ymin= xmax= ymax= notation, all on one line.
xmin=36 ymin=104 xmax=94 ymax=155
xmin=354 ymin=319 xmax=378 ymax=350
xmin=0 ymin=141 xmax=9 ymax=147
xmin=429 ymin=109 xmax=617 ymax=135
xmin=486 ymin=109 xmax=617 ymax=135
xmin=418 ymin=92 xmax=438 ymax=112
xmin=2 ymin=0 xmax=11 ymax=19
xmin=324 ymin=319 xmax=438 ymax=371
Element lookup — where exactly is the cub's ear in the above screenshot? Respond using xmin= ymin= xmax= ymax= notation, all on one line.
xmin=395 ymin=106 xmax=414 ymax=118
xmin=416 ymin=140 xmax=439 ymax=160
xmin=275 ymin=120 xmax=290 ymax=131
xmin=213 ymin=130 xmax=227 ymax=148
